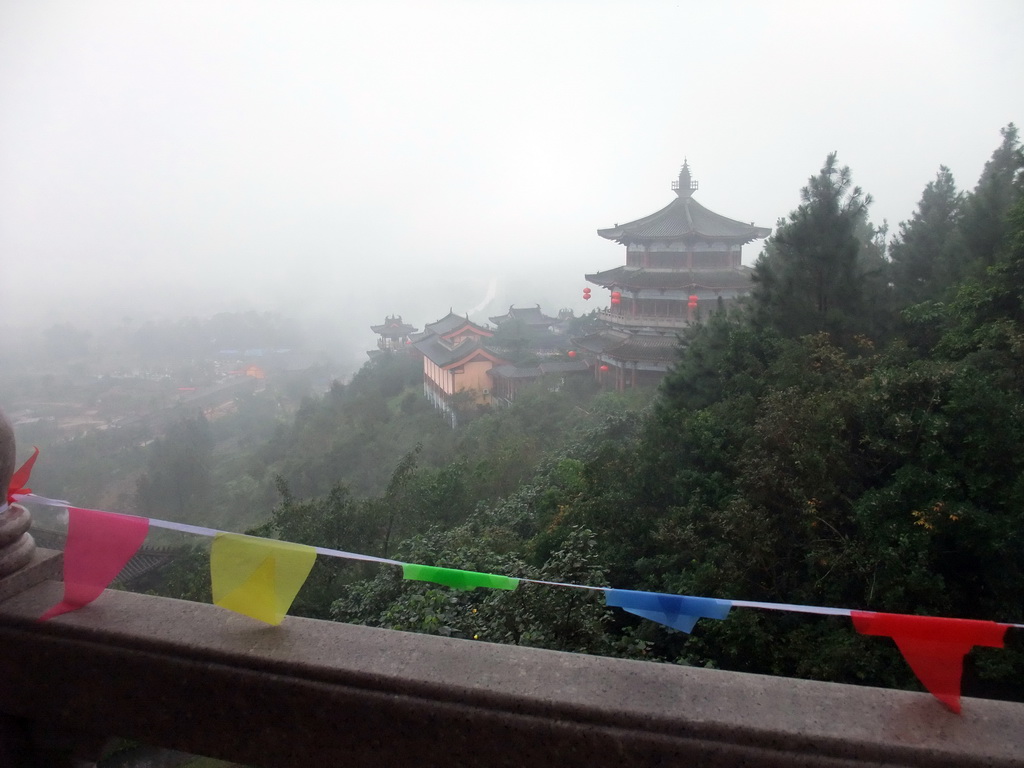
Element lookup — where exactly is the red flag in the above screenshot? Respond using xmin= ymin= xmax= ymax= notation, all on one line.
xmin=7 ymin=447 xmax=39 ymax=502
xmin=40 ymin=507 xmax=150 ymax=621
xmin=851 ymin=611 xmax=1008 ymax=713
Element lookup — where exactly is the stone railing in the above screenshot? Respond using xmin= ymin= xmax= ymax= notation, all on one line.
xmin=0 ymin=561 xmax=1021 ymax=767
xmin=0 ymin=412 xmax=37 ymax=582
xmin=597 ymin=310 xmax=689 ymax=330
xmin=0 ymin=425 xmax=1021 ymax=766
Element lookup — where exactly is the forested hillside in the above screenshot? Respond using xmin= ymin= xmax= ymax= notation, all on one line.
xmin=152 ymin=126 xmax=1024 ymax=701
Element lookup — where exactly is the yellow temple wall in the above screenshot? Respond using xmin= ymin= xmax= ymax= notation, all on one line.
xmin=423 ymin=357 xmax=455 ymax=396
xmin=453 ymin=359 xmax=494 ymax=404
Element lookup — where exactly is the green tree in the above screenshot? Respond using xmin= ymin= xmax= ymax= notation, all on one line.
xmin=959 ymin=123 xmax=1024 ymax=273
xmin=890 ymin=166 xmax=966 ymax=307
xmin=751 ymin=153 xmax=884 ymax=345
xmin=134 ymin=413 xmax=214 ymax=521
xmin=936 ymin=194 xmax=1024 ymax=380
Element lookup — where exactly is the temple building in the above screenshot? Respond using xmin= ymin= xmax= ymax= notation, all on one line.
xmin=488 ymin=304 xmax=559 ymax=330
xmin=411 ymin=311 xmax=509 ymax=425
xmin=577 ymin=161 xmax=770 ymax=389
xmin=369 ymin=315 xmax=418 ymax=358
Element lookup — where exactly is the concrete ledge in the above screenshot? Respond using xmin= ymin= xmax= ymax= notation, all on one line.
xmin=0 ymin=547 xmax=62 ymax=603
xmin=0 ymin=581 xmax=1021 ymax=767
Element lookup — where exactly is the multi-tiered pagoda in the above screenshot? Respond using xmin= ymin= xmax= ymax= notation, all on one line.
xmin=577 ymin=161 xmax=770 ymax=389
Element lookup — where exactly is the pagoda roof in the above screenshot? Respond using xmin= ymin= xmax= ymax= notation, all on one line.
xmin=539 ymin=360 xmax=590 ymax=374
xmin=488 ymin=304 xmax=558 ymax=327
xmin=413 ymin=336 xmax=507 ymax=369
xmin=370 ymin=315 xmax=418 ymax=335
xmin=490 ymin=365 xmax=543 ymax=380
xmin=574 ymin=329 xmax=683 ymax=364
xmin=490 ymin=360 xmax=591 ymax=381
xmin=598 ymin=196 xmax=770 ymax=244
xmin=586 ymin=266 xmax=754 ymax=291
xmin=423 ymin=311 xmax=493 ymax=339
xmin=598 ymin=162 xmax=770 ymax=245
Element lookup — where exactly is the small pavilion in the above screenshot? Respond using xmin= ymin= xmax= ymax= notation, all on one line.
xmin=369 ymin=316 xmax=418 ymax=357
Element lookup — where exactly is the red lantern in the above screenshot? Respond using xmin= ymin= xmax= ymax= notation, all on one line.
xmin=583 ymin=287 xmax=591 ymax=294
xmin=582 ymin=291 xmax=591 ymax=300
xmin=688 ymin=294 xmax=698 ymax=307
xmin=599 ymin=364 xmax=609 ymax=372
xmin=567 ymin=350 xmax=576 ymax=358
xmin=611 ymin=290 xmax=622 ymax=305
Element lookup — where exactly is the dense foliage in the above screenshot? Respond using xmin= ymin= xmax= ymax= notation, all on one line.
xmin=149 ymin=126 xmax=1024 ymax=700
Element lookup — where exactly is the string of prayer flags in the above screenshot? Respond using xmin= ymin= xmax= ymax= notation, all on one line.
xmin=402 ymin=563 xmax=519 ymax=591
xmin=17 ymin=466 xmax=1024 ymax=715
xmin=210 ymin=533 xmax=317 ymax=625
xmin=605 ymin=589 xmax=733 ymax=633
xmin=851 ymin=611 xmax=1009 ymax=713
xmin=7 ymin=446 xmax=39 ymax=503
xmin=39 ymin=507 xmax=150 ymax=621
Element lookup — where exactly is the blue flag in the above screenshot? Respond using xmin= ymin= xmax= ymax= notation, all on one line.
xmin=605 ymin=589 xmax=732 ymax=633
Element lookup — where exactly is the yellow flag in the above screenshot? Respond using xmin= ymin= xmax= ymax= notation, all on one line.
xmin=211 ymin=534 xmax=317 ymax=625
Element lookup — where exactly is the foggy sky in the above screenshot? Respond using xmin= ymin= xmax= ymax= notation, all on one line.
xmin=2 ymin=0 xmax=1022 ymax=367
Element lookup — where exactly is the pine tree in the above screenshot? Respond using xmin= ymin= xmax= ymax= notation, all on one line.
xmin=889 ymin=166 xmax=965 ymax=306
xmin=751 ymin=153 xmax=881 ymax=344
xmin=959 ymin=123 xmax=1024 ymax=272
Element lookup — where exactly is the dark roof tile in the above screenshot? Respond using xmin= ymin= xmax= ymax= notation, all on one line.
xmin=586 ymin=266 xmax=753 ymax=291
xmin=598 ymin=196 xmax=770 ymax=244
xmin=575 ymin=329 xmax=682 ymax=363
xmin=489 ymin=305 xmax=558 ymax=327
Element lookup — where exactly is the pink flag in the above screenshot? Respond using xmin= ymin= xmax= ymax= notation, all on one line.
xmin=40 ymin=507 xmax=150 ymax=620
xmin=7 ymin=446 xmax=39 ymax=502
xmin=851 ymin=610 xmax=1008 ymax=713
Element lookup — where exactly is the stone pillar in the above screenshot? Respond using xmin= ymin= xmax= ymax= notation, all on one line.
xmin=0 ymin=410 xmax=105 ymax=766
xmin=0 ymin=410 xmax=36 ymax=578
xmin=0 ymin=409 xmax=13 ymax=505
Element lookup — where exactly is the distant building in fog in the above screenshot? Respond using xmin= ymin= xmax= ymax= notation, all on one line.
xmin=488 ymin=304 xmax=558 ymax=329
xmin=407 ymin=307 xmax=590 ymax=424
xmin=369 ymin=315 xmax=419 ymax=357
xmin=577 ymin=161 xmax=770 ymax=390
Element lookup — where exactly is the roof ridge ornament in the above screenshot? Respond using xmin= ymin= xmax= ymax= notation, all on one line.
xmin=671 ymin=158 xmax=699 ymax=198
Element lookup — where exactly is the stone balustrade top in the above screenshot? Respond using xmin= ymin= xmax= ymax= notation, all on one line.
xmin=0 ymin=564 xmax=1021 ymax=768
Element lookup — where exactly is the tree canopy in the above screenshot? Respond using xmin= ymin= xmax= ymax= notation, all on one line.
xmin=147 ymin=126 xmax=1024 ymax=703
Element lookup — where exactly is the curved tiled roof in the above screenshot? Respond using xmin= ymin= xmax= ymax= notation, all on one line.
xmin=489 ymin=305 xmax=558 ymax=327
xmin=586 ymin=266 xmax=753 ymax=291
xmin=538 ymin=360 xmax=590 ymax=374
xmin=598 ymin=195 xmax=770 ymax=245
xmin=490 ymin=360 xmax=590 ymax=380
xmin=574 ymin=329 xmax=683 ymax=363
xmin=370 ymin=316 xmax=417 ymax=335
xmin=413 ymin=336 xmax=507 ymax=368
xmin=424 ymin=312 xmax=492 ymax=338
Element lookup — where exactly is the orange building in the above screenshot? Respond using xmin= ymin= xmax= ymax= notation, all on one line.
xmin=411 ymin=312 xmax=509 ymax=425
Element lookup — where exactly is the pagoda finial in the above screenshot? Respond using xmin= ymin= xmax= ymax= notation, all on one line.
xmin=672 ymin=158 xmax=699 ymax=197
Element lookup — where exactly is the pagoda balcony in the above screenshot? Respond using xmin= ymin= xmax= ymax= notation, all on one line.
xmin=598 ymin=309 xmax=690 ymax=330
xmin=0 ymin=551 xmax=1021 ymax=767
